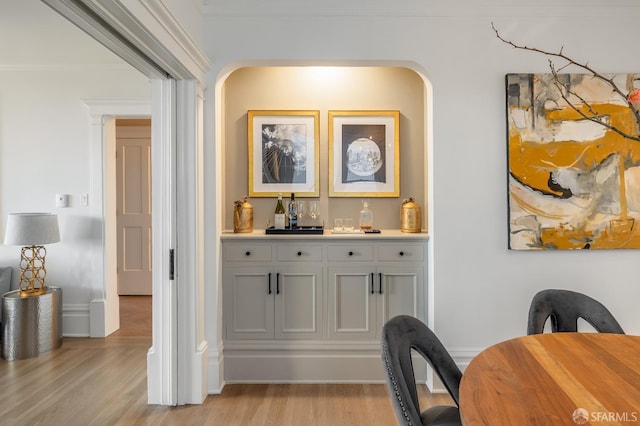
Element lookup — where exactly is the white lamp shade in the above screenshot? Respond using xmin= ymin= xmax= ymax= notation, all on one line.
xmin=4 ymin=213 xmax=60 ymax=245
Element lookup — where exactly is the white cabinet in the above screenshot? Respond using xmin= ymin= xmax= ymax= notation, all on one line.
xmin=327 ymin=243 xmax=424 ymax=341
xmin=223 ymin=242 xmax=323 ymax=340
xmin=221 ymin=232 xmax=428 ymax=382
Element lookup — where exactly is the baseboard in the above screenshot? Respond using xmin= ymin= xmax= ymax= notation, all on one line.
xmin=147 ymin=345 xmax=162 ymax=404
xmin=429 ymin=347 xmax=482 ymax=393
xmin=186 ymin=339 xmax=209 ymax=403
xmin=89 ymin=299 xmax=105 ymax=337
xmin=222 ymin=340 xmax=427 ymax=383
xmin=220 ymin=342 xmax=480 ymax=390
xmin=207 ymin=341 xmax=226 ymax=394
xmin=450 ymin=347 xmax=481 ymax=372
xmin=62 ymin=303 xmax=90 ymax=337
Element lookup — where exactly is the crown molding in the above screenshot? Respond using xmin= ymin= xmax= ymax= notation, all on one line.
xmin=139 ymin=0 xmax=211 ymax=78
xmin=43 ymin=0 xmax=211 ymax=82
xmin=203 ymin=0 xmax=640 ymax=18
xmin=0 ymin=63 xmax=133 ymax=72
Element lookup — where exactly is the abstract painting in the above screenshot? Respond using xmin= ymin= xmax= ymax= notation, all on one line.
xmin=507 ymin=73 xmax=640 ymax=250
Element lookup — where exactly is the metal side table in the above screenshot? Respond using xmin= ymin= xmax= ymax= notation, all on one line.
xmin=1 ymin=286 xmax=62 ymax=360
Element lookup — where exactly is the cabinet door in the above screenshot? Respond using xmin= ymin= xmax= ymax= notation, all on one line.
xmin=377 ymin=265 xmax=423 ymax=332
xmin=327 ymin=267 xmax=377 ymax=340
xmin=274 ymin=266 xmax=324 ymax=340
xmin=224 ymin=267 xmax=274 ymax=339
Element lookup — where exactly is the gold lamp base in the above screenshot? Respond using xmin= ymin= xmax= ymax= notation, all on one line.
xmin=18 ymin=245 xmax=48 ymax=297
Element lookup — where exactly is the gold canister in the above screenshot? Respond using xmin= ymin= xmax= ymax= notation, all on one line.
xmin=401 ymin=198 xmax=422 ymax=233
xmin=233 ymin=196 xmax=253 ymax=233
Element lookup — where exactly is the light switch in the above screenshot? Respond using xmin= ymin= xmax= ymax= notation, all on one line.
xmin=56 ymin=194 xmax=69 ymax=208
xmin=81 ymin=194 xmax=89 ymax=206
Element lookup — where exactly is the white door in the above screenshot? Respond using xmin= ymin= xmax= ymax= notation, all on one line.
xmin=116 ymin=122 xmax=152 ymax=295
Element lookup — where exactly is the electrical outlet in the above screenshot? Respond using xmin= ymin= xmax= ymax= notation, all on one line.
xmin=56 ymin=194 xmax=69 ymax=208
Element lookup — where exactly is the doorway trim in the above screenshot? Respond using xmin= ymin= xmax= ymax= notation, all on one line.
xmin=48 ymin=0 xmax=211 ymax=405
xmin=84 ymin=99 xmax=152 ymax=338
xmin=47 ymin=0 xmax=210 ymax=406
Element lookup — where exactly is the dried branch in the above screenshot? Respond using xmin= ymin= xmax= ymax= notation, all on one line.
xmin=548 ymin=62 xmax=640 ymax=142
xmin=492 ymin=22 xmax=640 ymax=141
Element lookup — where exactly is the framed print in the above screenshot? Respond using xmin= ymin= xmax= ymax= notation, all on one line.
xmin=248 ymin=110 xmax=320 ymax=197
xmin=328 ymin=110 xmax=400 ymax=197
xmin=507 ymin=73 xmax=640 ymax=250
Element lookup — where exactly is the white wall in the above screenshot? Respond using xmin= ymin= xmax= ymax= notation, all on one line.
xmin=202 ymin=0 xmax=640 ymax=361
xmin=0 ymin=66 xmax=150 ymax=335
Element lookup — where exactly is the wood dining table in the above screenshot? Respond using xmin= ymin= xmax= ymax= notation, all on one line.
xmin=459 ymin=333 xmax=640 ymax=425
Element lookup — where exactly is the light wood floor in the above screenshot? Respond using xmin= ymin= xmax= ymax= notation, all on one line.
xmin=0 ymin=296 xmax=453 ymax=425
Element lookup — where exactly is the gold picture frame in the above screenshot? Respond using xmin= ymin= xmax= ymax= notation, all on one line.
xmin=248 ymin=110 xmax=320 ymax=197
xmin=328 ymin=110 xmax=400 ymax=197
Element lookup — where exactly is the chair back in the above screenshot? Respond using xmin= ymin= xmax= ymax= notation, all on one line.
xmin=381 ymin=315 xmax=462 ymax=425
xmin=527 ymin=289 xmax=624 ymax=335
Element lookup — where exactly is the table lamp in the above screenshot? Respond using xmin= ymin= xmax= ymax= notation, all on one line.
xmin=4 ymin=212 xmax=60 ymax=297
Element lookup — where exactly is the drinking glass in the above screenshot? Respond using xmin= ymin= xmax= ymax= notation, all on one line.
xmin=308 ymin=201 xmax=320 ymax=228
xmin=334 ymin=218 xmax=343 ymax=231
xmin=344 ymin=218 xmax=353 ymax=231
xmin=297 ymin=201 xmax=306 ymax=226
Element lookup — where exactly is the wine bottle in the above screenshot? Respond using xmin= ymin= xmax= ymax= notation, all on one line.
xmin=288 ymin=193 xmax=298 ymax=229
xmin=274 ymin=193 xmax=285 ymax=229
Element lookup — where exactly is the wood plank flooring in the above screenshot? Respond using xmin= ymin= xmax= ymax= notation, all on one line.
xmin=111 ymin=295 xmax=152 ymax=337
xmin=0 ymin=296 xmax=453 ymax=425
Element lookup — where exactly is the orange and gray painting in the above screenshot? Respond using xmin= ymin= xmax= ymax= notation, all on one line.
xmin=507 ymin=73 xmax=640 ymax=249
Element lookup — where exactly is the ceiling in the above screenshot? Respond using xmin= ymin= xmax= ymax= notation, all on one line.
xmin=0 ymin=0 xmax=127 ymax=68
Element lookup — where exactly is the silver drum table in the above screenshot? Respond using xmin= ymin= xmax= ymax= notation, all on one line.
xmin=2 ymin=286 xmax=62 ymax=360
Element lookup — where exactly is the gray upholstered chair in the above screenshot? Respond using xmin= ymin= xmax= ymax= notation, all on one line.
xmin=527 ymin=289 xmax=625 ymax=335
xmin=381 ymin=315 xmax=462 ymax=426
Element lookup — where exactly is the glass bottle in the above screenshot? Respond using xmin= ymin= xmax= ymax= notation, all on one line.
xmin=274 ymin=193 xmax=285 ymax=229
xmin=359 ymin=201 xmax=373 ymax=230
xmin=287 ymin=193 xmax=298 ymax=229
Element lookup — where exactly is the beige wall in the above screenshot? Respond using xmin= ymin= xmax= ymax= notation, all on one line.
xmin=222 ymin=66 xmax=426 ymax=231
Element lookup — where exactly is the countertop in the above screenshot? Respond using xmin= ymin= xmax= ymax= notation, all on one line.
xmin=220 ymin=229 xmax=429 ymax=240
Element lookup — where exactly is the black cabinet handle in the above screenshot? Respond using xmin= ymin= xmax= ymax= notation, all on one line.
xmin=268 ymin=272 xmax=272 ymax=295
xmin=297 ymin=251 xmax=302 ymax=256
xmin=371 ymin=273 xmax=375 ymax=294
xmin=245 ymin=251 xmax=251 ymax=256
xmin=348 ymin=251 xmax=354 ymax=256
xmin=399 ymin=251 xmax=405 ymax=256
xmin=379 ymin=273 xmax=383 ymax=294
xmin=276 ymin=273 xmax=280 ymax=294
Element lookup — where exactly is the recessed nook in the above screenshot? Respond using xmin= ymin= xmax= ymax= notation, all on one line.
xmin=216 ymin=65 xmax=434 ymax=384
xmin=220 ymin=66 xmax=429 ymax=231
